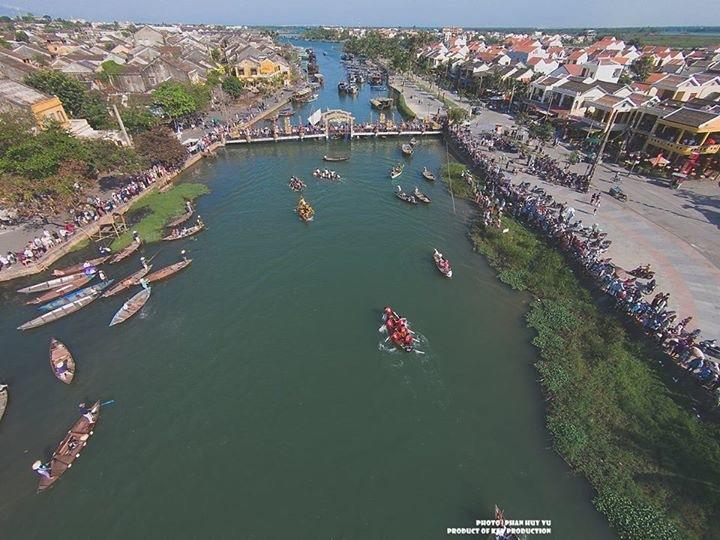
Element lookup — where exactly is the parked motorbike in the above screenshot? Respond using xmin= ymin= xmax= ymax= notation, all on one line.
xmin=609 ymin=185 xmax=627 ymax=201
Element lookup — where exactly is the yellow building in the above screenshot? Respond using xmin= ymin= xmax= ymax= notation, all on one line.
xmin=0 ymin=78 xmax=70 ymax=127
xmin=235 ymin=56 xmax=288 ymax=80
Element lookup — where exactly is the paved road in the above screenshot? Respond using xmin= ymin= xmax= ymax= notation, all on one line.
xmin=462 ymin=107 xmax=720 ymax=338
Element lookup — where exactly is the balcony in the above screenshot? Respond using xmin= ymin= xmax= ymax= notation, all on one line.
xmin=646 ymin=136 xmax=720 ymax=156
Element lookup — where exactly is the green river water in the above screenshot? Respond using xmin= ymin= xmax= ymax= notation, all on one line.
xmin=0 ymin=40 xmax=614 ymax=539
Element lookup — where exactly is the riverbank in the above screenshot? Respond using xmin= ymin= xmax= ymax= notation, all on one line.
xmin=0 ymin=141 xmax=222 ymax=284
xmin=445 ymin=140 xmax=720 ymax=539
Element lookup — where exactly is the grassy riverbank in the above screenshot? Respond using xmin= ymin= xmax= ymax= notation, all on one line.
xmin=470 ymin=216 xmax=720 ymax=539
xmin=395 ymin=91 xmax=416 ymax=119
xmin=110 ymin=183 xmax=209 ymax=251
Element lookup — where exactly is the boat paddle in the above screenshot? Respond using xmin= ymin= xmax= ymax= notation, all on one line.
xmin=101 ymin=399 xmax=116 ymax=406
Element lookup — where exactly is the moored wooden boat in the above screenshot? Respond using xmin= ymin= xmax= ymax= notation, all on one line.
xmin=395 ymin=186 xmax=418 ymax=205
xmin=0 ymin=386 xmax=7 ymax=423
xmin=102 ymin=265 xmax=152 ymax=298
xmin=39 ymin=280 xmax=115 ymax=312
xmin=422 ymin=167 xmax=436 ymax=181
xmin=109 ymin=287 xmax=151 ymax=326
xmin=109 ymin=241 xmax=140 ymax=264
xmin=18 ymin=271 xmax=93 ymax=295
xmin=18 ymin=294 xmax=99 ymax=331
xmin=36 ymin=401 xmax=101 ymax=493
xmin=322 ymin=155 xmax=349 ymax=162
xmin=145 ymin=259 xmax=192 ymax=284
xmin=52 ymin=256 xmax=109 ymax=277
xmin=162 ymin=223 xmax=204 ymax=241
xmin=26 ymin=275 xmax=94 ymax=304
xmin=50 ymin=338 xmax=75 ymax=384
xmin=166 ymin=209 xmax=194 ymax=228
xmin=409 ymin=137 xmax=418 ymax=146
xmin=401 ymin=143 xmax=414 ymax=156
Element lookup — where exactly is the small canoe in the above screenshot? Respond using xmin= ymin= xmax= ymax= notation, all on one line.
xmin=0 ymin=386 xmax=7 ymax=423
xmin=323 ymin=155 xmax=349 ymax=162
xmin=401 ymin=144 xmax=414 ymax=156
xmin=102 ymin=265 xmax=152 ymax=298
xmin=145 ymin=260 xmax=192 ymax=284
xmin=413 ymin=188 xmax=431 ymax=204
xmin=166 ymin=209 xmax=194 ymax=229
xmin=26 ymin=275 xmax=94 ymax=304
xmin=17 ymin=271 xmax=93 ymax=294
xmin=37 ymin=401 xmax=101 ymax=493
xmin=410 ymin=137 xmax=418 ymax=146
xmin=390 ymin=165 xmax=404 ymax=179
xmin=109 ymin=288 xmax=151 ymax=326
xmin=422 ymin=168 xmax=436 ymax=181
xmin=18 ymin=294 xmax=99 ymax=331
xmin=50 ymin=338 xmax=75 ymax=384
xmin=52 ymin=256 xmax=109 ymax=277
xmin=109 ymin=242 xmax=140 ymax=264
xmin=395 ymin=188 xmax=418 ymax=205
xmin=162 ymin=223 xmax=204 ymax=241
xmin=39 ymin=280 xmax=115 ymax=312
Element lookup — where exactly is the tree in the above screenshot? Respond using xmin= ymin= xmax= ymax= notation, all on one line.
xmin=25 ymin=70 xmax=87 ymax=117
xmin=14 ymin=30 xmax=29 ymax=42
xmin=221 ymin=75 xmax=244 ymax=99
xmin=210 ymin=47 xmax=221 ymax=63
xmin=152 ymin=82 xmax=197 ymax=120
xmin=133 ymin=126 xmax=188 ymax=168
xmin=633 ymin=56 xmax=655 ymax=82
xmin=120 ymin=105 xmax=159 ymax=134
xmin=448 ymin=106 xmax=468 ymax=125
xmin=79 ymin=90 xmax=112 ymax=129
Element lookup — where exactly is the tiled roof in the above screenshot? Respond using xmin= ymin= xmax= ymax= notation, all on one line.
xmin=663 ymin=107 xmax=719 ymax=128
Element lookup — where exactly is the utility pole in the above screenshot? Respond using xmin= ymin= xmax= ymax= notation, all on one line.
xmin=112 ymin=104 xmax=132 ymax=147
xmin=587 ymin=109 xmax=618 ymax=180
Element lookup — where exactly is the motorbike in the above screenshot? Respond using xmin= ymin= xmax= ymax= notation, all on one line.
xmin=609 ymin=185 xmax=627 ymax=201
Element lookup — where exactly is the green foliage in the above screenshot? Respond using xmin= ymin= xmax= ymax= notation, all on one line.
xmin=133 ymin=126 xmax=188 ymax=169
xmin=531 ymin=121 xmax=555 ymax=142
xmin=101 ymin=59 xmax=124 ymax=76
xmin=152 ymin=81 xmax=205 ymax=119
xmin=119 ymin=105 xmax=159 ymax=134
xmin=442 ymin=161 xmax=475 ymax=199
xmin=14 ymin=30 xmax=28 ymax=42
xmin=111 ymin=183 xmax=209 ymax=250
xmin=568 ymin=150 xmax=581 ymax=165
xmin=470 ymin=213 xmax=720 ymax=539
xmin=594 ymin=491 xmax=680 ymax=539
xmin=633 ymin=56 xmax=656 ymax=82
xmin=448 ymin=106 xmax=468 ymax=124
xmin=302 ymin=27 xmax=343 ymax=41
xmin=25 ymin=69 xmax=87 ymax=117
xmin=395 ymin=92 xmax=415 ymax=119
xmin=0 ymin=37 xmax=10 ymax=49
xmin=221 ymin=75 xmax=244 ymax=99
xmin=79 ymin=90 xmax=112 ymax=129
xmin=210 ymin=47 xmax=221 ymax=63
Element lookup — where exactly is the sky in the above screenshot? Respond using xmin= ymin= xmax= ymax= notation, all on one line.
xmin=4 ymin=0 xmax=720 ymax=28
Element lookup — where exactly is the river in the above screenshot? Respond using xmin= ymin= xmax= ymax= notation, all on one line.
xmin=0 ymin=40 xmax=613 ymax=539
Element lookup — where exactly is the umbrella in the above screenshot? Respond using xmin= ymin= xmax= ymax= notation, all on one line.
xmin=649 ymin=154 xmax=670 ymax=167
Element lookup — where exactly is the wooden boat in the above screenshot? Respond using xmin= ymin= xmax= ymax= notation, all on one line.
xmin=37 ymin=401 xmax=101 ymax=493
xmin=370 ymin=97 xmax=393 ymax=110
xmin=52 ymin=256 xmax=109 ymax=277
xmin=422 ymin=167 xmax=436 ymax=181
xmin=146 ymin=259 xmax=192 ymax=284
xmin=296 ymin=198 xmax=315 ymax=222
xmin=323 ymin=155 xmax=349 ymax=162
xmin=39 ymin=280 xmax=115 ymax=312
xmin=389 ymin=164 xmax=404 ymax=179
xmin=292 ymin=87 xmax=314 ymax=102
xmin=288 ymin=177 xmax=306 ymax=192
xmin=395 ymin=187 xmax=418 ymax=205
xmin=433 ymin=249 xmax=452 ymax=278
xmin=410 ymin=137 xmax=418 ymax=146
xmin=109 ymin=287 xmax=151 ymax=326
xmin=109 ymin=241 xmax=140 ymax=264
xmin=17 ymin=271 xmax=94 ymax=294
xmin=338 ymin=82 xmax=348 ymax=93
xmin=413 ymin=187 xmax=431 ymax=204
xmin=26 ymin=275 xmax=94 ymax=304
xmin=50 ymin=338 xmax=75 ymax=384
xmin=162 ymin=223 xmax=205 ymax=241
xmin=166 ymin=209 xmax=194 ymax=228
xmin=18 ymin=294 xmax=99 ymax=331
xmin=401 ymin=143 xmax=414 ymax=156
xmin=380 ymin=308 xmax=415 ymax=352
xmin=278 ymin=107 xmax=294 ymax=117
xmin=347 ymin=84 xmax=358 ymax=95
xmin=0 ymin=386 xmax=7 ymax=423
xmin=102 ymin=265 xmax=152 ymax=298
